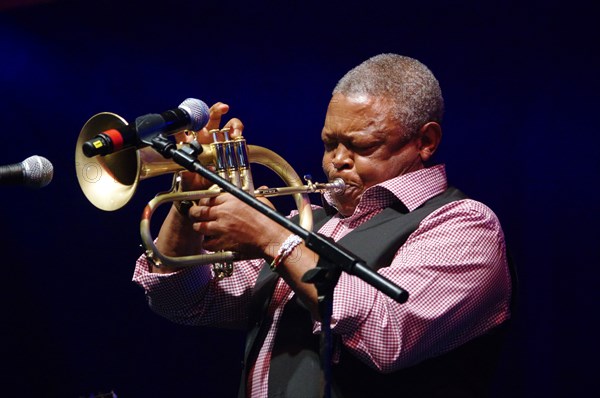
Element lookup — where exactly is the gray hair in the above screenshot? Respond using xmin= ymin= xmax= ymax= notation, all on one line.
xmin=333 ymin=54 xmax=444 ymax=138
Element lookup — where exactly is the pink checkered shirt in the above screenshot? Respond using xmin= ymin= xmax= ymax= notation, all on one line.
xmin=132 ymin=164 xmax=512 ymax=397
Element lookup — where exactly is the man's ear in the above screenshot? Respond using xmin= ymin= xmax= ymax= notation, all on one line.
xmin=417 ymin=122 xmax=442 ymax=162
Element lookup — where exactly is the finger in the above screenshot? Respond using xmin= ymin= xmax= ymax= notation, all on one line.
xmin=204 ymin=102 xmax=230 ymax=131
xmin=192 ymin=219 xmax=220 ymax=236
xmin=196 ymin=195 xmax=221 ymax=207
xmin=223 ymin=117 xmax=245 ymax=138
xmin=254 ymin=193 xmax=276 ymax=210
xmin=188 ymin=204 xmax=217 ymax=221
xmin=194 ymin=103 xmax=230 ymax=144
xmin=172 ymin=129 xmax=196 ymax=144
xmin=260 ymin=197 xmax=276 ymax=210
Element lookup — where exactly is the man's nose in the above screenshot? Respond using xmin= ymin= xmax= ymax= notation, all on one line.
xmin=331 ymin=145 xmax=353 ymax=171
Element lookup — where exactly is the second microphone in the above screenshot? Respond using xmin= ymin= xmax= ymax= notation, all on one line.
xmin=82 ymin=98 xmax=210 ymax=158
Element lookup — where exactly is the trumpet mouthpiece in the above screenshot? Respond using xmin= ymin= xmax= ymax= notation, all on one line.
xmin=329 ymin=178 xmax=346 ymax=194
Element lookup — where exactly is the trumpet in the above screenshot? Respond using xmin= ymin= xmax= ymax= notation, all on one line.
xmin=75 ymin=112 xmax=344 ymax=274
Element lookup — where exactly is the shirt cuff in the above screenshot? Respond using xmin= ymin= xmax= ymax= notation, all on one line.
xmin=132 ymin=253 xmax=213 ymax=293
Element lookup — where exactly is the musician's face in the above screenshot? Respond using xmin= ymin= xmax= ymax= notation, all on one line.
xmin=321 ymin=93 xmax=425 ymax=217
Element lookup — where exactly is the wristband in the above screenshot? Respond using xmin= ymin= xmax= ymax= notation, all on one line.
xmin=270 ymin=234 xmax=303 ymax=271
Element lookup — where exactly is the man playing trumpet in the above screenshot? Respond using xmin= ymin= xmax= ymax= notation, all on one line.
xmin=133 ymin=53 xmax=513 ymax=397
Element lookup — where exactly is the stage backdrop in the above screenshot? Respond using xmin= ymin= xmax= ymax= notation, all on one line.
xmin=1 ymin=0 xmax=598 ymax=396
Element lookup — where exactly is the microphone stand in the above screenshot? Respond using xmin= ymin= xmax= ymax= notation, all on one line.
xmin=148 ymin=136 xmax=409 ymax=398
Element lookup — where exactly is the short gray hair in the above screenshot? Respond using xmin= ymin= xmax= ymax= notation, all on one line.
xmin=333 ymin=54 xmax=444 ymax=138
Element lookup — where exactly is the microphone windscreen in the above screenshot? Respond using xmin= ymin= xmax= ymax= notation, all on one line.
xmin=22 ymin=155 xmax=54 ymax=188
xmin=179 ymin=98 xmax=210 ymax=131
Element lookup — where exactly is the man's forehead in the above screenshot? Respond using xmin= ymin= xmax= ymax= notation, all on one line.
xmin=329 ymin=93 xmax=372 ymax=105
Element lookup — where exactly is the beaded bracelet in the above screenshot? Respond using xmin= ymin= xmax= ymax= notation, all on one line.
xmin=270 ymin=234 xmax=303 ymax=271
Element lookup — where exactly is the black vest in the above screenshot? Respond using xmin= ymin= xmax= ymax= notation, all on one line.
xmin=240 ymin=187 xmax=513 ymax=398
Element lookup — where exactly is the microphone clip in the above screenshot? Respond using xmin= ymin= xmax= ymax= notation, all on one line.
xmin=147 ymin=135 xmax=177 ymax=158
xmin=148 ymin=135 xmax=203 ymax=168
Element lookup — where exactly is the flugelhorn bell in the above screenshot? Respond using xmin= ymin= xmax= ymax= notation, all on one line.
xmin=76 ymin=112 xmax=140 ymax=211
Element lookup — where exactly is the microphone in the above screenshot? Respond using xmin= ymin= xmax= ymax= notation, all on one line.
xmin=82 ymin=98 xmax=210 ymax=157
xmin=0 ymin=155 xmax=54 ymax=188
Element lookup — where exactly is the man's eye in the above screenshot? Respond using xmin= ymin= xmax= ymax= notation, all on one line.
xmin=323 ymin=142 xmax=337 ymax=151
xmin=352 ymin=143 xmax=376 ymax=152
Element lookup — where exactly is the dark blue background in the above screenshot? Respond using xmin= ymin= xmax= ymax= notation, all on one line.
xmin=1 ymin=0 xmax=598 ymax=396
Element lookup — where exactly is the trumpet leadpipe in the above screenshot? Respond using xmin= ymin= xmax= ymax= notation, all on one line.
xmin=255 ymin=178 xmax=345 ymax=198
xmin=149 ymin=178 xmax=346 ymax=204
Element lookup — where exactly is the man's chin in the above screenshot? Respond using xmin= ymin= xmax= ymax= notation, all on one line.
xmin=332 ymin=197 xmax=359 ymax=217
